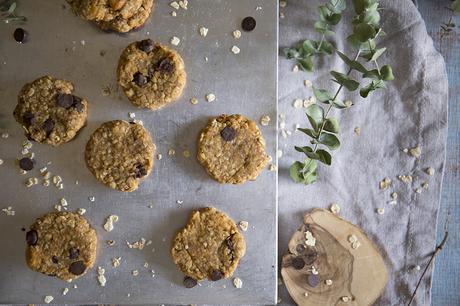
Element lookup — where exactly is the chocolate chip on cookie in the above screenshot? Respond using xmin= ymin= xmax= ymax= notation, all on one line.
xmin=139 ymin=39 xmax=154 ymax=53
xmin=56 ymin=93 xmax=75 ymax=109
xmin=42 ymin=118 xmax=55 ymax=134
xmin=183 ymin=276 xmax=198 ymax=288
xmin=133 ymin=73 xmax=148 ymax=87
xmin=22 ymin=112 xmax=36 ymax=126
xmin=69 ymin=260 xmax=87 ymax=275
xmin=69 ymin=247 xmax=79 ymax=259
xmin=158 ymin=58 xmax=175 ymax=73
xmin=210 ymin=270 xmax=224 ymax=281
xmin=220 ymin=126 xmax=237 ymax=142
xmin=26 ymin=230 xmax=38 ymax=246
xmin=52 ymin=256 xmax=59 ymax=264
xmin=292 ymin=257 xmax=305 ymax=270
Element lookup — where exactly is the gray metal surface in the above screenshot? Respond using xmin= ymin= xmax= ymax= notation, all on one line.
xmin=0 ymin=0 xmax=278 ymax=304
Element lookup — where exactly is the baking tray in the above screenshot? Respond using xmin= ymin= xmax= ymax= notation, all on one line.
xmin=0 ymin=0 xmax=278 ymax=304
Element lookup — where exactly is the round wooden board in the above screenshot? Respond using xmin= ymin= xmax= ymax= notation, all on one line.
xmin=281 ymin=209 xmax=388 ymax=306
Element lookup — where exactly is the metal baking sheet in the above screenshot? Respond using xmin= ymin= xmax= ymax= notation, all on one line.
xmin=0 ymin=0 xmax=278 ymax=304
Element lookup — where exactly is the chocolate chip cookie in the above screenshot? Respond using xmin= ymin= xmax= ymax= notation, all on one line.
xmin=171 ymin=207 xmax=246 ymax=282
xmin=117 ymin=39 xmax=186 ymax=110
xmin=66 ymin=0 xmax=155 ymax=33
xmin=25 ymin=211 xmax=97 ymax=281
xmin=13 ymin=76 xmax=88 ymax=146
xmin=197 ymin=114 xmax=270 ymax=184
xmin=85 ymin=120 xmax=155 ymax=192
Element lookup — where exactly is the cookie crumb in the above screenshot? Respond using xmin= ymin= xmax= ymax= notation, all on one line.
xmin=112 ymin=257 xmax=121 ymax=268
xmin=206 ymin=93 xmax=216 ymax=102
xmin=170 ymin=1 xmax=180 ymax=9
xmin=127 ymin=237 xmax=147 ymax=250
xmin=260 ymin=115 xmax=271 ymax=126
xmin=398 ymin=175 xmax=413 ymax=184
xmin=0 ymin=159 xmax=3 ymax=166
xmin=305 ymin=230 xmax=316 ymax=246
xmin=77 ymin=208 xmax=86 ymax=215
xmin=330 ymin=203 xmax=340 ymax=214
xmin=183 ymin=150 xmax=191 ymax=158
xmin=304 ymin=292 xmax=309 ymax=297
xmin=103 ymin=215 xmax=119 ymax=232
xmin=157 ymin=154 xmax=163 ymax=160
xmin=426 ymin=167 xmax=435 ymax=176
xmin=354 ymin=127 xmax=361 ymax=135
xmin=89 ymin=196 xmax=95 ymax=202
xmin=190 ymin=97 xmax=198 ymax=105
xmin=379 ymin=177 xmax=392 ymax=190
xmin=168 ymin=149 xmax=176 ymax=156
xmin=325 ymin=279 xmax=333 ymax=285
xmin=303 ymin=97 xmax=316 ymax=108
xmin=351 ymin=241 xmax=361 ymax=249
xmin=238 ymin=221 xmax=249 ymax=232
xmin=409 ymin=145 xmax=421 ymax=158
xmin=97 ymin=266 xmax=106 ymax=287
xmin=231 ymin=45 xmax=241 ymax=54
xmin=2 ymin=207 xmax=15 ymax=216
xmin=128 ymin=112 xmax=136 ymax=119
xmin=348 ymin=235 xmax=357 ymax=243
xmin=107 ymin=240 xmax=115 ymax=246
xmin=233 ymin=30 xmax=242 ymax=39
xmin=44 ymin=295 xmax=54 ymax=304
xmin=292 ymin=65 xmax=299 ymax=72
xmin=199 ymin=26 xmax=209 ymax=37
xmin=391 ymin=192 xmax=398 ymax=200
xmin=62 ymin=287 xmax=69 ymax=295
xmin=170 ymin=36 xmax=181 ymax=46
xmin=377 ymin=208 xmax=385 ymax=215
xmin=422 ymin=182 xmax=429 ymax=189
xmin=415 ymin=187 xmax=422 ymax=194
xmin=341 ymin=296 xmax=350 ymax=302
xmin=279 ymin=0 xmax=287 ymax=7
xmin=132 ymin=270 xmax=139 ymax=276
xmin=293 ymin=99 xmax=303 ymax=108
xmin=233 ymin=277 xmax=243 ymax=288
xmin=304 ymin=79 xmax=312 ymax=88
xmin=1 ymin=132 xmax=9 ymax=139
xmin=269 ymin=164 xmax=277 ymax=171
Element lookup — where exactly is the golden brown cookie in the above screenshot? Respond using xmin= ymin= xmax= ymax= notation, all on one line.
xmin=13 ymin=76 xmax=88 ymax=146
xmin=171 ymin=207 xmax=246 ymax=283
xmin=197 ymin=114 xmax=270 ymax=184
xmin=67 ymin=0 xmax=155 ymax=33
xmin=117 ymin=40 xmax=186 ymax=110
xmin=85 ymin=120 xmax=155 ymax=192
xmin=25 ymin=211 xmax=97 ymax=281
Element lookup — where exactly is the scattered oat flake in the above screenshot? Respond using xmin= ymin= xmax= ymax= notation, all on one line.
xmin=391 ymin=192 xmax=398 ymax=200
xmin=170 ymin=1 xmax=179 ymax=9
xmin=354 ymin=127 xmax=361 ymax=135
xmin=183 ymin=150 xmax=191 ymax=158
xmin=311 ymin=266 xmax=319 ymax=275
xmin=351 ymin=241 xmax=361 ymax=249
xmin=104 ymin=215 xmax=119 ymax=232
xmin=62 ymin=287 xmax=69 ymax=295
xmin=231 ymin=45 xmax=240 ymax=54
xmin=422 ymin=182 xmax=429 ymax=189
xmin=409 ymin=145 xmax=421 ymax=158
xmin=1 ymin=132 xmax=9 ymax=138
xmin=233 ymin=30 xmax=242 ymax=39
xmin=2 ymin=207 xmax=15 ymax=216
xmin=379 ymin=177 xmax=392 ymax=190
xmin=330 ymin=203 xmax=340 ymax=214
xmin=233 ymin=277 xmax=243 ymax=288
xmin=398 ymin=175 xmax=413 ymax=184
xmin=426 ymin=167 xmax=435 ymax=176
xmin=97 ymin=267 xmax=106 ymax=286
xmin=279 ymin=0 xmax=287 ymax=7
xmin=190 ymin=97 xmax=198 ymax=105
xmin=44 ymin=295 xmax=54 ymax=304
xmin=348 ymin=235 xmax=357 ymax=243
xmin=168 ymin=149 xmax=176 ymax=156
xmin=304 ymin=79 xmax=312 ymax=88
xmin=238 ymin=221 xmax=249 ymax=232
xmin=112 ymin=257 xmax=121 ymax=268
xmin=127 ymin=237 xmax=147 ymax=250
xmin=128 ymin=112 xmax=136 ymax=119
xmin=341 ymin=296 xmax=350 ymax=302
xmin=170 ymin=36 xmax=181 ymax=46
xmin=89 ymin=196 xmax=95 ymax=202
xmin=179 ymin=0 xmax=188 ymax=9
xmin=144 ymin=262 xmax=149 ymax=268
xmin=157 ymin=153 xmax=163 ymax=160
xmin=304 ymin=292 xmax=309 ymax=297
xmin=132 ymin=270 xmax=139 ymax=276
xmin=292 ymin=65 xmax=299 ymax=72
xmin=260 ymin=115 xmax=271 ymax=126
xmin=293 ymin=99 xmax=303 ymax=108
xmin=77 ymin=208 xmax=86 ymax=215
xmin=107 ymin=240 xmax=115 ymax=246
xmin=199 ymin=26 xmax=209 ymax=37
xmin=206 ymin=93 xmax=216 ymax=102
xmin=377 ymin=208 xmax=385 ymax=215
xmin=415 ymin=187 xmax=422 ymax=194
xmin=325 ymin=279 xmax=333 ymax=285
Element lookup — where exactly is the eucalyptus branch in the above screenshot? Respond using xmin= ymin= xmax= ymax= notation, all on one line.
xmin=283 ymin=0 xmax=346 ymax=71
xmin=290 ymin=0 xmax=395 ymax=185
xmin=0 ymin=1 xmax=26 ymax=23
xmin=452 ymin=0 xmax=460 ymax=12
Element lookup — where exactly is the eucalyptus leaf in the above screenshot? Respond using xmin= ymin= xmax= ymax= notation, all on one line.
xmin=452 ymin=0 xmax=460 ymax=12
xmin=318 ymin=40 xmax=334 ymax=54
xmin=284 ymin=48 xmax=300 ymax=59
xmin=298 ymin=128 xmax=319 ymax=139
xmin=295 ymin=146 xmax=313 ymax=154
xmin=362 ymin=69 xmax=381 ymax=79
xmin=312 ymin=87 xmax=333 ymax=102
xmin=316 ymin=149 xmax=332 ymax=165
xmin=7 ymin=2 xmax=16 ymax=14
xmin=336 ymin=51 xmax=368 ymax=73
xmin=290 ymin=161 xmax=307 ymax=183
xmin=353 ymin=23 xmax=377 ymax=42
xmin=295 ymin=146 xmax=321 ymax=161
xmin=323 ymin=118 xmax=339 ymax=133
xmin=329 ymin=0 xmax=346 ymax=11
xmin=380 ymin=65 xmax=395 ymax=81
xmin=330 ymin=99 xmax=349 ymax=109
xmin=330 ymin=71 xmax=360 ymax=91
xmin=302 ymin=40 xmax=317 ymax=55
xmin=352 ymin=0 xmax=376 ymax=14
xmin=370 ymin=47 xmax=386 ymax=61
xmin=305 ymin=104 xmax=324 ymax=130
xmin=302 ymin=158 xmax=318 ymax=176
xmin=360 ymin=79 xmax=386 ymax=98
xmin=298 ymin=57 xmax=314 ymax=71
xmin=318 ymin=132 xmax=341 ymax=150
xmin=314 ymin=21 xmax=335 ymax=36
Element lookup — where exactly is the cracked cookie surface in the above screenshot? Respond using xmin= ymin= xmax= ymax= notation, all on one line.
xmin=14 ymin=75 xmax=88 ymax=146
xmin=171 ymin=207 xmax=246 ymax=281
xmin=117 ymin=40 xmax=186 ymax=110
xmin=197 ymin=114 xmax=269 ymax=184
xmin=67 ymin=0 xmax=155 ymax=33
xmin=25 ymin=211 xmax=97 ymax=281
xmin=85 ymin=120 xmax=155 ymax=192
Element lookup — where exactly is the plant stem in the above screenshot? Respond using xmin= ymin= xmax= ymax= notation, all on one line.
xmin=406 ymin=231 xmax=449 ymax=306
xmin=317 ymin=34 xmax=326 ymax=52
xmin=311 ymin=49 xmax=362 ymax=153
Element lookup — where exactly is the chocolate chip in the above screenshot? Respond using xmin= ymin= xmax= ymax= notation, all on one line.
xmin=42 ymin=118 xmax=55 ymax=134
xmin=296 ymin=244 xmax=306 ymax=253
xmin=157 ymin=58 xmax=175 ymax=73
xmin=183 ymin=276 xmax=198 ymax=288
xmin=292 ymin=256 xmax=305 ymax=270
xmin=19 ymin=157 xmax=34 ymax=171
xmin=139 ymin=39 xmax=154 ymax=53
xmin=220 ymin=126 xmax=237 ymax=142
xmin=26 ymin=230 xmax=38 ymax=245
xmin=69 ymin=247 xmax=79 ymax=259
xmin=52 ymin=256 xmax=59 ymax=264
xmin=307 ymin=274 xmax=320 ymax=287
xmin=22 ymin=112 xmax=36 ymax=126
xmin=303 ymin=248 xmax=318 ymax=265
xmin=134 ymin=163 xmax=147 ymax=178
xmin=210 ymin=270 xmax=224 ymax=281
xmin=14 ymin=28 xmax=28 ymax=43
xmin=69 ymin=260 xmax=86 ymax=275
xmin=241 ymin=17 xmax=256 ymax=32
xmin=73 ymin=100 xmax=84 ymax=112
xmin=133 ymin=72 xmax=148 ymax=87
xmin=56 ymin=93 xmax=74 ymax=108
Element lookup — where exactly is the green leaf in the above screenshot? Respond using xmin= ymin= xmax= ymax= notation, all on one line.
xmin=290 ymin=160 xmax=317 ymax=185
xmin=323 ymin=118 xmax=339 ymax=133
xmin=298 ymin=128 xmax=319 ymax=139
xmin=353 ymin=23 xmax=377 ymax=42
xmin=312 ymin=87 xmax=333 ymax=103
xmin=370 ymin=47 xmax=387 ymax=61
xmin=301 ymin=40 xmax=317 ymax=55
xmin=284 ymin=48 xmax=300 ymax=59
xmin=352 ymin=0 xmax=376 ymax=14
xmin=318 ymin=40 xmax=334 ymax=55
xmin=380 ymin=65 xmax=395 ymax=81
xmin=316 ymin=149 xmax=332 ymax=165
xmin=298 ymin=56 xmax=314 ymax=71
xmin=452 ymin=0 xmax=460 ymax=12
xmin=360 ymin=80 xmax=386 ymax=98
xmin=290 ymin=161 xmax=306 ymax=183
xmin=330 ymin=71 xmax=360 ymax=91
xmin=347 ymin=34 xmax=362 ymax=49
xmin=318 ymin=132 xmax=341 ymax=150
xmin=363 ymin=69 xmax=381 ymax=79
xmin=314 ymin=21 xmax=335 ymax=36
xmin=357 ymin=6 xmax=380 ymax=26
xmin=336 ymin=51 xmax=368 ymax=73
xmin=8 ymin=2 xmax=16 ymax=14
xmin=305 ymin=104 xmax=324 ymax=131
xmin=295 ymin=146 xmax=321 ymax=161
xmin=330 ymin=99 xmax=349 ymax=109
xmin=329 ymin=0 xmax=346 ymax=11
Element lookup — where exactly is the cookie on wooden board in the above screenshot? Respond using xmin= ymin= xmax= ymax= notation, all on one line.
xmin=25 ymin=211 xmax=97 ymax=281
xmin=117 ymin=39 xmax=186 ymax=110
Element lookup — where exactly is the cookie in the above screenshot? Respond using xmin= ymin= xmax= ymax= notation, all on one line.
xmin=197 ymin=114 xmax=270 ymax=184
xmin=25 ymin=211 xmax=97 ymax=281
xmin=85 ymin=120 xmax=155 ymax=192
xmin=171 ymin=207 xmax=246 ymax=282
xmin=13 ymin=76 xmax=88 ymax=146
xmin=117 ymin=39 xmax=186 ymax=110
xmin=66 ymin=0 xmax=155 ymax=33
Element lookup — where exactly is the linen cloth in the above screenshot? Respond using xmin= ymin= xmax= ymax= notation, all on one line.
xmin=278 ymin=0 xmax=448 ymax=305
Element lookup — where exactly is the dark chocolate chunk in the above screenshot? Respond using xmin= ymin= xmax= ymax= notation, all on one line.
xmin=133 ymin=72 xmax=148 ymax=86
xmin=303 ymin=248 xmax=318 ymax=265
xmin=42 ymin=118 xmax=55 ymax=134
xmin=134 ymin=163 xmax=147 ymax=178
xmin=14 ymin=28 xmax=28 ymax=43
xmin=241 ymin=17 xmax=256 ymax=32
xmin=210 ymin=270 xmax=224 ymax=281
xmin=56 ymin=93 xmax=74 ymax=108
xmin=69 ymin=247 xmax=79 ymax=260
xmin=292 ymin=256 xmax=305 ymax=270
xmin=139 ymin=39 xmax=154 ymax=53
xmin=307 ymin=274 xmax=320 ymax=287
xmin=19 ymin=157 xmax=34 ymax=171
xmin=23 ymin=112 xmax=36 ymax=126
xmin=26 ymin=230 xmax=38 ymax=245
xmin=73 ymin=100 xmax=84 ymax=112
xmin=69 ymin=260 xmax=86 ymax=275
xmin=220 ymin=126 xmax=237 ymax=142
xmin=183 ymin=276 xmax=198 ymax=288
xmin=296 ymin=244 xmax=306 ymax=253
xmin=52 ymin=256 xmax=59 ymax=264
xmin=157 ymin=58 xmax=175 ymax=73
